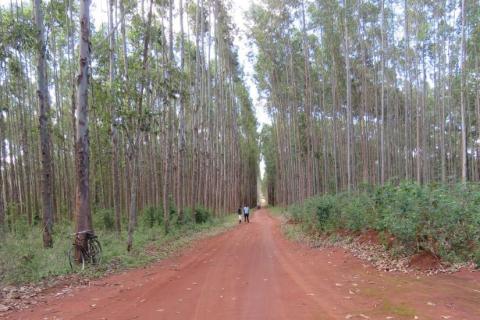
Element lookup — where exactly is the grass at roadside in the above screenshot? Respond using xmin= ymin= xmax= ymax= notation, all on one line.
xmin=0 ymin=215 xmax=236 ymax=286
xmin=267 ymin=206 xmax=285 ymax=217
xmin=269 ymin=206 xmax=315 ymax=244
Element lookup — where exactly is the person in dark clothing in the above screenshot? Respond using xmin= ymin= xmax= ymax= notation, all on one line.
xmin=237 ymin=206 xmax=242 ymax=224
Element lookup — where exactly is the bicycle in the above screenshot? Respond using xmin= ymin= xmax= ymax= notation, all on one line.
xmin=67 ymin=230 xmax=102 ymax=271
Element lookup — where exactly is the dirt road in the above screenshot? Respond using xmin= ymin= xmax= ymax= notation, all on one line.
xmin=7 ymin=209 xmax=480 ymax=319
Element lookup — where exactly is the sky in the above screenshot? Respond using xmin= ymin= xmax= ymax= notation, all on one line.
xmin=227 ymin=0 xmax=270 ymax=128
xmin=224 ymin=0 xmax=269 ymax=178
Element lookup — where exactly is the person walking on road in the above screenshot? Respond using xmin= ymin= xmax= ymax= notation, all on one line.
xmin=243 ymin=205 xmax=250 ymax=223
xmin=237 ymin=206 xmax=242 ymax=224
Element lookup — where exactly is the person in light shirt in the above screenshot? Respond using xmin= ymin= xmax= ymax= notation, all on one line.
xmin=243 ymin=205 xmax=250 ymax=223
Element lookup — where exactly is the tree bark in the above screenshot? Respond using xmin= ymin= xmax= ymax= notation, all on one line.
xmin=74 ymin=0 xmax=94 ymax=255
xmin=34 ymin=0 xmax=55 ymax=248
xmin=460 ymin=0 xmax=467 ymax=183
xmin=127 ymin=0 xmax=153 ymax=251
xmin=344 ymin=0 xmax=353 ymax=191
xmin=380 ymin=0 xmax=386 ymax=185
xmin=109 ymin=0 xmax=122 ymax=234
xmin=0 ymin=111 xmax=5 ymax=234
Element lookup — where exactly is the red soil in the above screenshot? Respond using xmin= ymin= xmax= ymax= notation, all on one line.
xmin=409 ymin=251 xmax=442 ymax=271
xmin=357 ymin=229 xmax=397 ymax=250
xmin=5 ymin=209 xmax=480 ymax=319
xmin=357 ymin=229 xmax=380 ymax=245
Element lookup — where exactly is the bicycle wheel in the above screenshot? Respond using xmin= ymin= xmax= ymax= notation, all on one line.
xmin=68 ymin=246 xmax=86 ymax=271
xmin=88 ymin=238 xmax=102 ymax=265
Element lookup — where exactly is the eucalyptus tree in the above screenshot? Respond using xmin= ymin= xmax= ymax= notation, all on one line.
xmin=0 ymin=110 xmax=4 ymax=234
xmin=109 ymin=0 xmax=121 ymax=234
xmin=33 ymin=0 xmax=55 ymax=248
xmin=127 ymin=0 xmax=154 ymax=251
xmin=460 ymin=0 xmax=466 ymax=183
xmin=74 ymin=0 xmax=93 ymax=253
xmin=344 ymin=0 xmax=353 ymax=191
xmin=380 ymin=0 xmax=385 ymax=185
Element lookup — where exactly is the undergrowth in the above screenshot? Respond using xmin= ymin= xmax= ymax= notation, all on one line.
xmin=285 ymin=182 xmax=480 ymax=265
xmin=0 ymin=206 xmax=235 ymax=286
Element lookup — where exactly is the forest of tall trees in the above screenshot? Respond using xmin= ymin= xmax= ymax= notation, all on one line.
xmin=254 ymin=0 xmax=480 ymax=206
xmin=0 ymin=0 xmax=258 ymax=247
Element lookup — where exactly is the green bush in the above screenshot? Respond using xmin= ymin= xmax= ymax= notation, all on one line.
xmin=97 ymin=209 xmax=115 ymax=231
xmin=194 ymin=206 xmax=212 ymax=224
xmin=182 ymin=207 xmax=195 ymax=225
xmin=474 ymin=249 xmax=480 ymax=268
xmin=340 ymin=193 xmax=374 ymax=232
xmin=141 ymin=206 xmax=163 ymax=228
xmin=168 ymin=197 xmax=179 ymax=226
xmin=287 ymin=182 xmax=480 ymax=263
xmin=312 ymin=195 xmax=336 ymax=229
xmin=382 ymin=182 xmax=424 ymax=252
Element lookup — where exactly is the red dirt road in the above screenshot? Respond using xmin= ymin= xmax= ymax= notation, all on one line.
xmin=6 ymin=209 xmax=480 ymax=319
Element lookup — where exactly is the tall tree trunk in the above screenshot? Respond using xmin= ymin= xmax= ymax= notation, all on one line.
xmin=177 ymin=0 xmax=186 ymax=220
xmin=404 ymin=0 xmax=411 ymax=180
xmin=476 ymin=52 xmax=480 ymax=181
xmin=460 ymin=0 xmax=467 ymax=183
xmin=0 ymin=111 xmax=5 ymax=234
xmin=162 ymin=0 xmax=175 ymax=234
xmin=301 ymin=0 xmax=313 ymax=198
xmin=127 ymin=0 xmax=153 ymax=251
xmin=34 ymin=0 xmax=54 ymax=248
xmin=440 ymin=0 xmax=447 ymax=183
xmin=74 ymin=0 xmax=93 ymax=254
xmin=380 ymin=0 xmax=386 ymax=185
xmin=109 ymin=0 xmax=122 ymax=234
xmin=344 ymin=0 xmax=353 ymax=191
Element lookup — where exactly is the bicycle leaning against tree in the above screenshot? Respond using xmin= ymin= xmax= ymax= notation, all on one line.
xmin=67 ymin=230 xmax=102 ymax=271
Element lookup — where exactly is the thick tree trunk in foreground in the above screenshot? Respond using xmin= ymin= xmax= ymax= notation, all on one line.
xmin=74 ymin=0 xmax=93 ymax=254
xmin=34 ymin=0 xmax=54 ymax=248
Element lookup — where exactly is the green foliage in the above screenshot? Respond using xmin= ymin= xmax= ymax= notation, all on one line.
xmin=140 ymin=202 xmax=212 ymax=228
xmin=93 ymin=208 xmax=115 ymax=231
xmin=194 ymin=206 xmax=213 ymax=224
xmin=141 ymin=206 xmax=163 ymax=228
xmin=288 ymin=182 xmax=480 ymax=263
xmin=182 ymin=207 xmax=195 ymax=225
xmin=338 ymin=192 xmax=375 ymax=232
xmin=168 ymin=196 xmax=179 ymax=226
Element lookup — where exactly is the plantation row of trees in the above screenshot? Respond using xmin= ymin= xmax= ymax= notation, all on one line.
xmin=252 ymin=0 xmax=480 ymax=205
xmin=0 ymin=0 xmax=259 ymax=249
